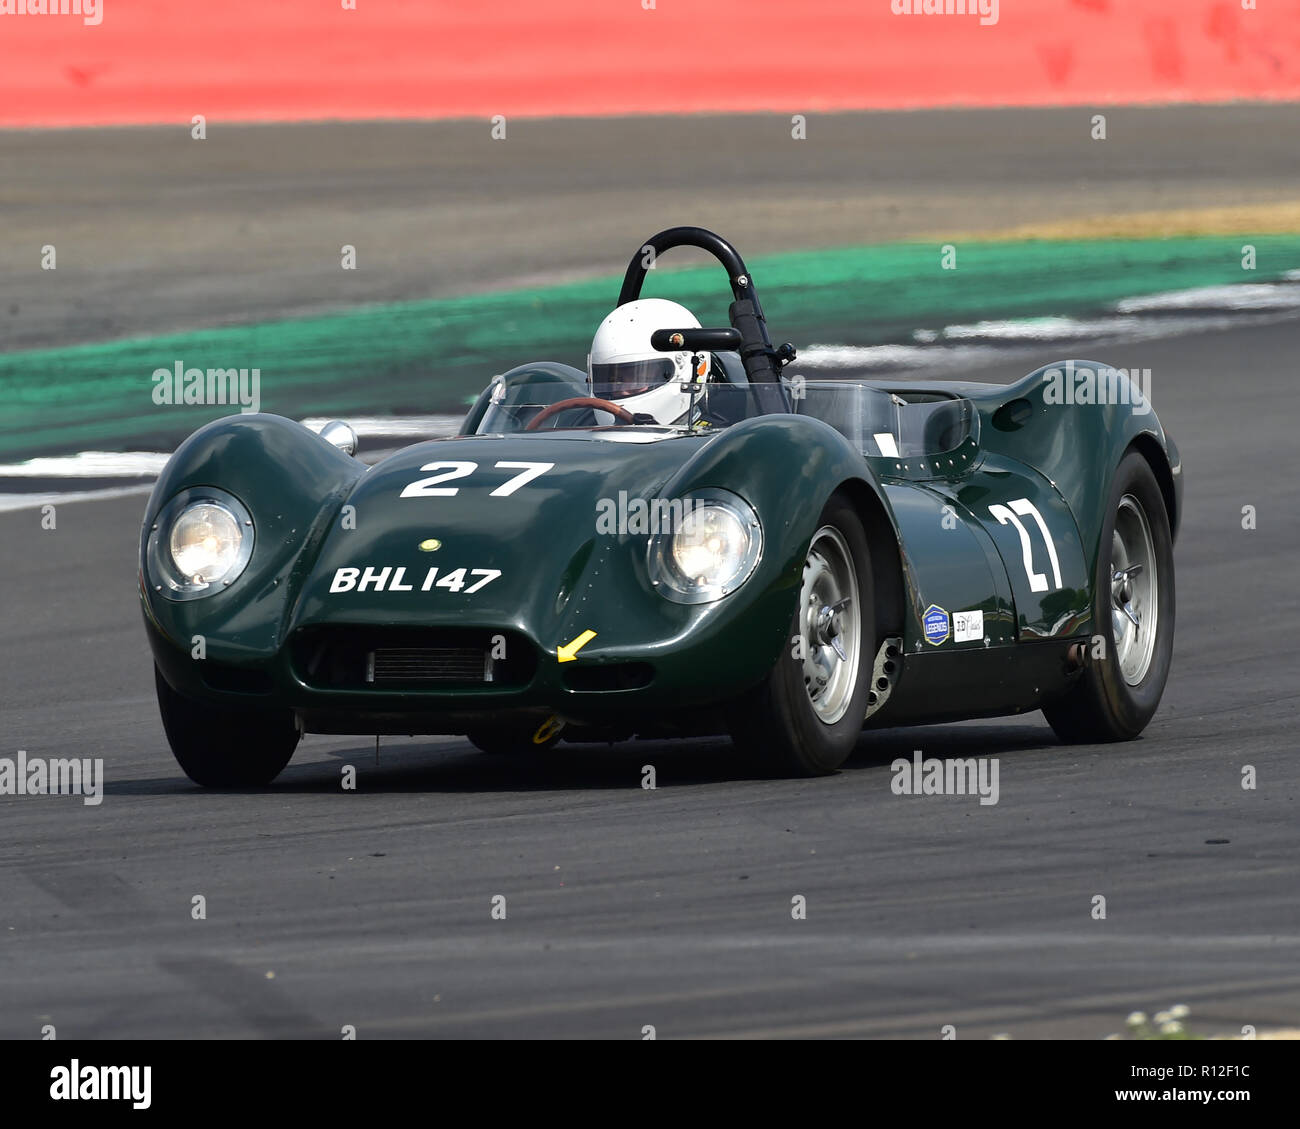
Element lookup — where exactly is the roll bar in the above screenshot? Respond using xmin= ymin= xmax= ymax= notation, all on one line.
xmin=618 ymin=227 xmax=793 ymax=390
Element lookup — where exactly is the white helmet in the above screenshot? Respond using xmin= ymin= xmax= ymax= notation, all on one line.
xmin=587 ymin=298 xmax=710 ymax=424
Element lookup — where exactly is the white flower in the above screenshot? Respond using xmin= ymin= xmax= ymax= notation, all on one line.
xmin=1126 ymin=1011 xmax=1148 ymax=1027
xmin=1160 ymin=1021 xmax=1184 ymax=1035
xmin=1170 ymin=1004 xmax=1190 ymax=1019
xmin=1154 ymin=1010 xmax=1173 ymax=1025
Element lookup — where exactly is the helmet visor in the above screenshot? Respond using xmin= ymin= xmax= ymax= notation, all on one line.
xmin=590 ymin=358 xmax=676 ymax=399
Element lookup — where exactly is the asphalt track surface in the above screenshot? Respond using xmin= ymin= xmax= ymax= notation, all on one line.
xmin=2 ymin=313 xmax=1298 ymax=1039
xmin=5 ymin=103 xmax=1300 ymax=351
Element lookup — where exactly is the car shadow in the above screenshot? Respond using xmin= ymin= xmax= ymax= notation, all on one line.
xmin=104 ymin=721 xmax=1065 ymax=796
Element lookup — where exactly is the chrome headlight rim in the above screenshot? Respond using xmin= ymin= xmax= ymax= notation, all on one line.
xmin=647 ymin=487 xmax=763 ymax=605
xmin=146 ymin=486 xmax=255 ymax=601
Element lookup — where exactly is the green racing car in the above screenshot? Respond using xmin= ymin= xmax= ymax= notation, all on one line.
xmin=140 ymin=227 xmax=1181 ymax=785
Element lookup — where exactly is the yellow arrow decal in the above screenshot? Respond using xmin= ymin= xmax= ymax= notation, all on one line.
xmin=556 ymin=629 xmax=596 ymax=663
xmin=533 ymin=715 xmax=565 ymax=744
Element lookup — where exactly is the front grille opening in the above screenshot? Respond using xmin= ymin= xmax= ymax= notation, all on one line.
xmin=291 ymin=627 xmax=536 ymax=690
xmin=368 ymin=647 xmax=488 ymax=684
xmin=562 ymin=662 xmax=654 ymax=692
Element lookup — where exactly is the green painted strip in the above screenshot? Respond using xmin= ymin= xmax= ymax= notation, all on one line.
xmin=1 ymin=236 xmax=1297 ymax=461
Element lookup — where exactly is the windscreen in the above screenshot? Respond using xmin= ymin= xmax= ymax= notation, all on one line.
xmin=789 ymin=381 xmax=977 ymax=461
xmin=474 ymin=381 xmax=767 ymax=434
xmin=473 ymin=377 xmax=977 ymax=465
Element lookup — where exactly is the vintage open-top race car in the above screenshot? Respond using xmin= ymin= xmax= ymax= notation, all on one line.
xmin=140 ymin=227 xmax=1181 ymax=786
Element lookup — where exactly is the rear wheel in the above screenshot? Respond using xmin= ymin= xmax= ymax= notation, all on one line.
xmin=729 ymin=495 xmax=875 ymax=775
xmin=1043 ymin=451 xmax=1175 ymax=742
xmin=155 ymin=665 xmax=299 ymax=787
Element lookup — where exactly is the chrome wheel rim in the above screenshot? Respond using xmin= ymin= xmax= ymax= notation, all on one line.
xmin=1110 ymin=494 xmax=1158 ymax=686
xmin=799 ymin=526 xmax=861 ymax=724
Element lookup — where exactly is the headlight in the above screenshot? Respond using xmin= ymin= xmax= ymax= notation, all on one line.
xmin=146 ymin=487 xmax=254 ymax=599
xmin=648 ymin=488 xmax=762 ymax=604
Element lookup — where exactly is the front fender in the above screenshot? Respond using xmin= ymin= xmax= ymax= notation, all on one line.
xmin=139 ymin=414 xmax=364 ymax=663
xmin=614 ymin=413 xmax=895 ymax=688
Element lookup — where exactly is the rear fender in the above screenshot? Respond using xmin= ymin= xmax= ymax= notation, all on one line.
xmin=975 ymin=360 xmax=1180 ymax=590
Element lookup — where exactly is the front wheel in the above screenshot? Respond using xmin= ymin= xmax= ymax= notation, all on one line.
xmin=1043 ymin=451 xmax=1175 ymax=742
xmin=729 ymin=495 xmax=875 ymax=775
xmin=155 ymin=666 xmax=299 ymax=787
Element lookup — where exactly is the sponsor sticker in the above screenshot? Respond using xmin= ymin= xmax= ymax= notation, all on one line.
xmin=923 ymin=604 xmax=949 ymax=646
xmin=953 ymin=609 xmax=984 ymax=643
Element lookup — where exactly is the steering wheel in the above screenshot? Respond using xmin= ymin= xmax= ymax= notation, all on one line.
xmin=524 ymin=396 xmax=635 ymax=431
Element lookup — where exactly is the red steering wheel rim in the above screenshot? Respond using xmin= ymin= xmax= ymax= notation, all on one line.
xmin=524 ymin=396 xmax=636 ymax=431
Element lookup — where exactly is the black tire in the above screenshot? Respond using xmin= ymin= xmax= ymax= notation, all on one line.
xmin=155 ymin=665 xmax=299 ymax=787
xmin=729 ymin=494 xmax=875 ymax=775
xmin=467 ymin=719 xmax=561 ymax=755
xmin=1043 ymin=451 xmax=1175 ymax=743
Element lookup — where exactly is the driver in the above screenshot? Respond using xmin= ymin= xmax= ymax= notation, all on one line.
xmin=587 ymin=298 xmax=711 ymax=426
